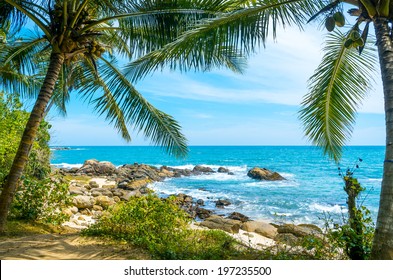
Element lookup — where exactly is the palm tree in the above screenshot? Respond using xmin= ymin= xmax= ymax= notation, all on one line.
xmin=0 ymin=0 xmax=245 ymax=232
xmin=127 ymin=0 xmax=393 ymax=259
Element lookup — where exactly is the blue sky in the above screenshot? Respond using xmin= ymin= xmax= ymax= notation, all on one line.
xmin=48 ymin=25 xmax=385 ymax=147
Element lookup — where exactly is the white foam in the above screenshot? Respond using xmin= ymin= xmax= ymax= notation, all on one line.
xmin=51 ymin=163 xmax=83 ymax=169
xmin=309 ymin=203 xmax=347 ymax=214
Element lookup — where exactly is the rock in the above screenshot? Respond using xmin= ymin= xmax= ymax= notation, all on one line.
xmin=247 ymin=167 xmax=285 ymax=181
xmin=277 ymin=224 xmax=323 ymax=238
xmin=102 ymin=184 xmax=116 ymax=189
xmin=89 ymin=181 xmax=99 ymax=188
xmin=117 ymin=163 xmax=163 ymax=182
xmin=94 ymin=195 xmax=116 ymax=209
xmin=121 ymin=190 xmax=142 ymax=201
xmin=90 ymin=188 xmax=113 ymax=197
xmin=193 ymin=165 xmax=215 ymax=174
xmin=72 ymin=195 xmax=95 ymax=209
xmin=118 ymin=179 xmax=151 ymax=191
xmin=196 ymin=207 xmax=212 ymax=219
xmin=241 ymin=221 xmax=278 ymax=239
xmin=68 ymin=186 xmax=87 ymax=195
xmin=78 ymin=159 xmax=117 ymax=176
xmin=200 ymin=215 xmax=241 ymax=233
xmin=228 ymin=212 xmax=250 ymax=222
xmin=217 ymin=167 xmax=230 ymax=173
xmin=215 ymin=199 xmax=231 ymax=208
xmin=93 ymin=205 xmax=104 ymax=211
xmin=274 ymin=233 xmax=299 ymax=246
xmin=196 ymin=199 xmax=204 ymax=206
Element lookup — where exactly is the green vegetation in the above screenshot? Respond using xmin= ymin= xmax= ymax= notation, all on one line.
xmin=0 ymin=92 xmax=69 ymax=226
xmin=83 ymin=195 xmax=241 ymax=259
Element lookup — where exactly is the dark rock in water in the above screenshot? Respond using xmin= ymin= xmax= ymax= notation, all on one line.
xmin=196 ymin=199 xmax=204 ymax=206
xmin=215 ymin=199 xmax=231 ymax=208
xmin=217 ymin=167 xmax=230 ymax=173
xmin=247 ymin=167 xmax=285 ymax=181
xmin=228 ymin=212 xmax=250 ymax=222
xmin=193 ymin=165 xmax=215 ymax=174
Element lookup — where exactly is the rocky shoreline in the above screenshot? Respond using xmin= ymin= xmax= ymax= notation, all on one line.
xmin=58 ymin=159 xmax=321 ymax=248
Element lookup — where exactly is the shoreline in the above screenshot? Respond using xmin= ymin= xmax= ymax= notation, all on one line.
xmin=57 ymin=159 xmax=325 ymax=249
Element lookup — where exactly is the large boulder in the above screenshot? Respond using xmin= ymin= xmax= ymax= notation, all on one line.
xmin=94 ymin=195 xmax=116 ymax=209
xmin=200 ymin=215 xmax=241 ymax=233
xmin=78 ymin=159 xmax=117 ymax=176
xmin=228 ymin=212 xmax=250 ymax=222
xmin=193 ymin=165 xmax=215 ymax=174
xmin=277 ymin=224 xmax=323 ymax=238
xmin=241 ymin=221 xmax=278 ymax=239
xmin=72 ymin=195 xmax=95 ymax=209
xmin=117 ymin=163 xmax=163 ymax=181
xmin=247 ymin=167 xmax=285 ymax=181
xmin=215 ymin=199 xmax=231 ymax=208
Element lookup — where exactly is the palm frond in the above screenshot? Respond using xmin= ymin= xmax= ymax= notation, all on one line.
xmin=299 ymin=30 xmax=377 ymax=162
xmin=77 ymin=57 xmax=189 ymax=158
xmin=126 ymin=0 xmax=324 ymax=82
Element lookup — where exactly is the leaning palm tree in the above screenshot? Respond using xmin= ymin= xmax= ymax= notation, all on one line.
xmin=0 ymin=0 xmax=246 ymax=232
xmin=127 ymin=0 xmax=393 ymax=259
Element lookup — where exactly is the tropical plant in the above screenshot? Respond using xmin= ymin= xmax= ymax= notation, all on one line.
xmin=126 ymin=0 xmax=393 ymax=259
xmin=0 ymin=0 xmax=246 ymax=232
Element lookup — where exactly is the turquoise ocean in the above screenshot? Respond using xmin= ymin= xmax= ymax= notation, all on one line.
xmin=51 ymin=146 xmax=384 ymax=226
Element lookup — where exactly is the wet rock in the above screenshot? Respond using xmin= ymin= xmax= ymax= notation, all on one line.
xmin=196 ymin=199 xmax=204 ymax=206
xmin=193 ymin=165 xmax=215 ymax=174
xmin=196 ymin=207 xmax=212 ymax=219
xmin=247 ymin=167 xmax=285 ymax=181
xmin=217 ymin=167 xmax=230 ymax=173
xmin=215 ymin=199 xmax=231 ymax=208
xmin=228 ymin=212 xmax=250 ymax=222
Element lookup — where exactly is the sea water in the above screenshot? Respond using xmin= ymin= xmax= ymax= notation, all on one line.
xmin=51 ymin=146 xmax=384 ymax=226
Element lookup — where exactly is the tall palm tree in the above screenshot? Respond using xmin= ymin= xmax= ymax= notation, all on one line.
xmin=0 ymin=0 xmax=245 ymax=232
xmin=127 ymin=0 xmax=393 ymax=259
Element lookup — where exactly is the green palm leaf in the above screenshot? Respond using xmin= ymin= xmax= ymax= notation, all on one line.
xmin=299 ymin=30 xmax=377 ymax=162
xmin=77 ymin=57 xmax=189 ymax=158
xmin=126 ymin=0 xmax=324 ymax=82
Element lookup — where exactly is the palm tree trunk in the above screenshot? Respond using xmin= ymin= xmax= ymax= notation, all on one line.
xmin=372 ymin=18 xmax=393 ymax=259
xmin=0 ymin=52 xmax=64 ymax=233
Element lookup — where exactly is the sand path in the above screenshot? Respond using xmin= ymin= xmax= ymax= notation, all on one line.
xmin=0 ymin=233 xmax=149 ymax=260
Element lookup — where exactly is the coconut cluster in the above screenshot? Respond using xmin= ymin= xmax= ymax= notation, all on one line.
xmin=50 ymin=3 xmax=105 ymax=60
xmin=325 ymin=11 xmax=345 ymax=32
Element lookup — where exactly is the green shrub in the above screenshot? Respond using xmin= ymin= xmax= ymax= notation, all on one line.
xmin=9 ymin=176 xmax=71 ymax=225
xmin=83 ymin=194 xmax=240 ymax=259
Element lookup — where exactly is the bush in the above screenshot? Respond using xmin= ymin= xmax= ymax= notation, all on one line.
xmin=9 ymin=176 xmax=71 ymax=225
xmin=83 ymin=194 xmax=240 ymax=259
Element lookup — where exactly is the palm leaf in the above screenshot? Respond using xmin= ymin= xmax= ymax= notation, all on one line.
xmin=77 ymin=57 xmax=189 ymax=158
xmin=299 ymin=30 xmax=377 ymax=162
xmin=126 ymin=0 xmax=324 ymax=82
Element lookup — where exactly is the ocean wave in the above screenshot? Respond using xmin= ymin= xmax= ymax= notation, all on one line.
xmin=309 ymin=202 xmax=347 ymax=214
xmin=51 ymin=163 xmax=83 ymax=169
